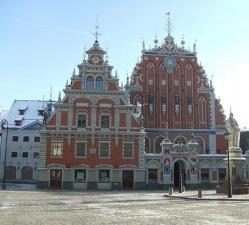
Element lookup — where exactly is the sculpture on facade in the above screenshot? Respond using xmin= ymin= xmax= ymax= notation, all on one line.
xmin=225 ymin=111 xmax=240 ymax=148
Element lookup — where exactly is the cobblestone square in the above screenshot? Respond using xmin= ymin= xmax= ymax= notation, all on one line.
xmin=1 ymin=187 xmax=249 ymax=225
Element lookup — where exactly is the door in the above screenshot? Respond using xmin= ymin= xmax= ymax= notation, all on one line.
xmin=122 ymin=170 xmax=134 ymax=189
xmin=50 ymin=169 xmax=62 ymax=189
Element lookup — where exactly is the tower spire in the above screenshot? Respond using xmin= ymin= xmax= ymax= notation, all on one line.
xmin=93 ymin=14 xmax=101 ymax=42
xmin=49 ymin=85 xmax=52 ymax=101
xmin=166 ymin=12 xmax=171 ymax=36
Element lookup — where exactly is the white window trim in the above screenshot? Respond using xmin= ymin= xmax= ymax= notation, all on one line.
xmin=51 ymin=140 xmax=63 ymax=158
xmin=75 ymin=141 xmax=87 ymax=158
xmin=123 ymin=142 xmax=134 ymax=159
xmin=99 ymin=141 xmax=111 ymax=159
xmin=76 ymin=112 xmax=88 ymax=129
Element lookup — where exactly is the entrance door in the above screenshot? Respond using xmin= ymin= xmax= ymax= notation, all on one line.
xmin=50 ymin=169 xmax=62 ymax=189
xmin=122 ymin=170 xmax=134 ymax=189
xmin=174 ymin=161 xmax=185 ymax=188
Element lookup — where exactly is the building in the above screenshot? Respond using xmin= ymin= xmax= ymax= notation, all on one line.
xmin=0 ymin=100 xmax=51 ymax=181
xmin=37 ymin=36 xmax=146 ymax=190
xmin=129 ymin=15 xmax=233 ymax=188
xmin=240 ymin=129 xmax=249 ymax=154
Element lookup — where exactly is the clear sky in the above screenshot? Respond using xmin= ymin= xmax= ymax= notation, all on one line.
xmin=0 ymin=0 xmax=249 ymax=128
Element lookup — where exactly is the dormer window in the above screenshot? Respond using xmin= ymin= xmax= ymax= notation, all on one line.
xmin=38 ymin=109 xmax=44 ymax=116
xmin=14 ymin=115 xmax=24 ymax=126
xmin=86 ymin=76 xmax=94 ymax=91
xmin=19 ymin=110 xmax=25 ymax=115
xmin=96 ymin=76 xmax=103 ymax=91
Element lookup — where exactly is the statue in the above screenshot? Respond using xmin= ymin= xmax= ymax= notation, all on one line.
xmin=225 ymin=111 xmax=240 ymax=148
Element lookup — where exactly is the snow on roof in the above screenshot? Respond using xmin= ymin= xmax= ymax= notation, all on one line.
xmin=5 ymin=100 xmax=52 ymax=129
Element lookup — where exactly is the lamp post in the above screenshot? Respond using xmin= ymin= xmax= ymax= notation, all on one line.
xmin=224 ymin=130 xmax=232 ymax=198
xmin=1 ymin=119 xmax=9 ymax=189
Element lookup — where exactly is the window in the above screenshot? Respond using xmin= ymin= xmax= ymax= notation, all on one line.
xmin=99 ymin=143 xmax=110 ymax=158
xmin=148 ymin=169 xmax=158 ymax=183
xmin=15 ymin=121 xmax=22 ymax=126
xmin=75 ymin=142 xmax=86 ymax=158
xmin=95 ymin=76 xmax=103 ymax=91
xmin=123 ymin=143 xmax=133 ymax=158
xmin=99 ymin=169 xmax=110 ymax=183
xmin=19 ymin=110 xmax=25 ymax=115
xmin=77 ymin=114 xmax=87 ymax=128
xmin=23 ymin=136 xmax=29 ymax=142
xmin=86 ymin=76 xmax=94 ymax=91
xmin=12 ymin=136 xmax=18 ymax=142
xmin=11 ymin=152 xmax=17 ymax=158
xmin=33 ymin=152 xmax=39 ymax=158
xmin=34 ymin=137 xmax=40 ymax=142
xmin=74 ymin=169 xmax=86 ymax=183
xmin=51 ymin=142 xmax=63 ymax=157
xmin=201 ymin=168 xmax=209 ymax=182
xmin=145 ymin=138 xmax=150 ymax=153
xmin=38 ymin=109 xmax=44 ymax=116
xmin=22 ymin=152 xmax=28 ymax=158
xmin=218 ymin=168 xmax=226 ymax=181
xmin=101 ymin=115 xmax=110 ymax=128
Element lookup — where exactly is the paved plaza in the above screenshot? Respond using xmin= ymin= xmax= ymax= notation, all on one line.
xmin=1 ymin=185 xmax=249 ymax=225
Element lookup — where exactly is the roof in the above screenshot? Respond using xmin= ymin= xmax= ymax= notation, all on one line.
xmin=3 ymin=100 xmax=52 ymax=129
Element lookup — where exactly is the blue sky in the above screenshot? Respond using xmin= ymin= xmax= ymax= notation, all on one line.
xmin=0 ymin=0 xmax=249 ymax=128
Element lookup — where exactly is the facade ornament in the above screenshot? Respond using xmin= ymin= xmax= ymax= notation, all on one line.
xmin=154 ymin=33 xmax=158 ymax=48
xmin=226 ymin=110 xmax=240 ymax=148
xmin=181 ymin=34 xmax=185 ymax=50
xmin=193 ymin=40 xmax=197 ymax=54
xmin=58 ymin=91 xmax=61 ymax=103
xmin=72 ymin=68 xmax=75 ymax=77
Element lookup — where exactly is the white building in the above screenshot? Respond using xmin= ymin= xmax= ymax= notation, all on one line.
xmin=0 ymin=100 xmax=51 ymax=182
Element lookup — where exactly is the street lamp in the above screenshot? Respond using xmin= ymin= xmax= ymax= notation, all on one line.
xmin=1 ymin=119 xmax=9 ymax=189
xmin=224 ymin=130 xmax=232 ymax=198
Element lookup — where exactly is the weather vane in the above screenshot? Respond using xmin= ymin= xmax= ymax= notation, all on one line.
xmin=166 ymin=12 xmax=171 ymax=36
xmin=93 ymin=13 xmax=101 ymax=42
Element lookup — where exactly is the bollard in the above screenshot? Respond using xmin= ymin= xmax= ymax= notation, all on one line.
xmin=169 ymin=187 xmax=173 ymax=195
xmin=198 ymin=189 xmax=202 ymax=198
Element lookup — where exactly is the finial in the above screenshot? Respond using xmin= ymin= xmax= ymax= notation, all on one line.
xmin=72 ymin=68 xmax=75 ymax=77
xmin=65 ymin=80 xmax=68 ymax=89
xmin=210 ymin=74 xmax=214 ymax=88
xmin=115 ymin=70 xmax=118 ymax=79
xmin=193 ymin=39 xmax=197 ymax=53
xmin=58 ymin=91 xmax=61 ymax=102
xmin=93 ymin=13 xmax=101 ymax=42
xmin=105 ymin=49 xmax=109 ymax=63
xmin=142 ymin=40 xmax=145 ymax=51
xmin=83 ymin=46 xmax=86 ymax=61
xmin=154 ymin=33 xmax=158 ymax=48
xmin=49 ymin=85 xmax=52 ymax=101
xmin=166 ymin=12 xmax=171 ymax=36
xmin=181 ymin=34 xmax=185 ymax=50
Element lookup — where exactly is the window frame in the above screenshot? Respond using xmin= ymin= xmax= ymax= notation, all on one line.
xmin=12 ymin=136 xmax=18 ymax=142
xmin=74 ymin=169 xmax=87 ymax=183
xmin=95 ymin=76 xmax=104 ymax=91
xmin=98 ymin=169 xmax=110 ymax=183
xmin=22 ymin=152 xmax=28 ymax=158
xmin=23 ymin=136 xmax=29 ymax=142
xmin=11 ymin=152 xmax=18 ymax=158
xmin=75 ymin=142 xmax=87 ymax=158
xmin=99 ymin=142 xmax=110 ymax=159
xmin=77 ymin=113 xmax=87 ymax=128
xmin=100 ymin=114 xmax=110 ymax=129
xmin=51 ymin=141 xmax=63 ymax=158
xmin=34 ymin=136 xmax=40 ymax=142
xmin=123 ymin=142 xmax=133 ymax=159
xmin=86 ymin=76 xmax=94 ymax=91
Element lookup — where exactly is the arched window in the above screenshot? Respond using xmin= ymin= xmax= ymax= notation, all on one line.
xmin=198 ymin=96 xmax=207 ymax=123
xmin=86 ymin=76 xmax=94 ymax=91
xmin=95 ymin=76 xmax=103 ymax=91
xmin=196 ymin=137 xmax=205 ymax=154
xmin=145 ymin=138 xmax=150 ymax=153
xmin=155 ymin=137 xmax=164 ymax=154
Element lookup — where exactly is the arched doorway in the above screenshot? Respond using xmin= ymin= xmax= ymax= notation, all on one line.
xmin=174 ymin=160 xmax=186 ymax=188
xmin=21 ymin=166 xmax=33 ymax=180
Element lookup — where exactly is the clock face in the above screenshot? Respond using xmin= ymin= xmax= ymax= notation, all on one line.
xmin=92 ymin=56 xmax=100 ymax=64
xmin=163 ymin=57 xmax=176 ymax=70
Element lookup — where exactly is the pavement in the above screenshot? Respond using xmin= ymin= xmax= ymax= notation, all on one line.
xmin=165 ymin=189 xmax=249 ymax=201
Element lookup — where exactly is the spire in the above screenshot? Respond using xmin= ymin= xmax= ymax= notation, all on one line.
xmin=154 ymin=33 xmax=158 ymax=48
xmin=72 ymin=68 xmax=75 ymax=77
xmin=58 ymin=91 xmax=61 ymax=102
xmin=49 ymin=85 xmax=52 ymax=101
xmin=181 ymin=34 xmax=185 ymax=50
xmin=166 ymin=12 xmax=171 ymax=36
xmin=115 ymin=70 xmax=118 ymax=79
xmin=83 ymin=47 xmax=86 ymax=62
xmin=193 ymin=39 xmax=197 ymax=54
xmin=142 ymin=40 xmax=145 ymax=51
xmin=65 ymin=80 xmax=68 ymax=89
xmin=93 ymin=14 xmax=101 ymax=43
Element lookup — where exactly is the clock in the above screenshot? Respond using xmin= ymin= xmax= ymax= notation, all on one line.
xmin=92 ymin=56 xmax=100 ymax=64
xmin=163 ymin=57 xmax=176 ymax=70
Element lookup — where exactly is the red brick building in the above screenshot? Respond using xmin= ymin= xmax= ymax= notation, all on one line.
xmin=38 ymin=38 xmax=145 ymax=189
xmin=129 ymin=16 xmax=227 ymax=188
